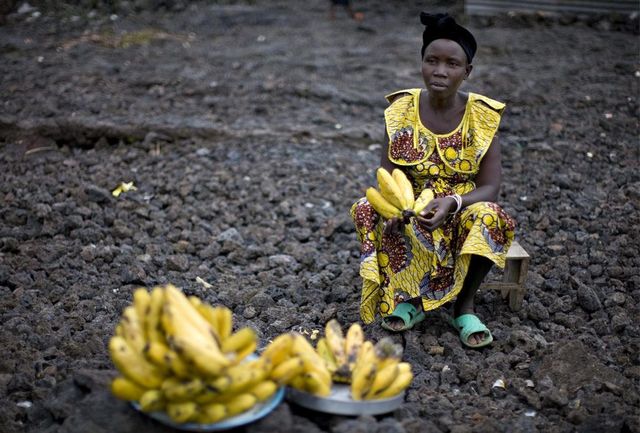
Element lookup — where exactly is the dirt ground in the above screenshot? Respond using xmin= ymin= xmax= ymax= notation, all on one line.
xmin=1 ymin=1 xmax=639 ymax=432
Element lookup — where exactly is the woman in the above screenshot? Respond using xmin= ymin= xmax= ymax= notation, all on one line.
xmin=351 ymin=12 xmax=516 ymax=348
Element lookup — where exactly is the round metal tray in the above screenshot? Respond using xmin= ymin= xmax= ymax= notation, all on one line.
xmin=131 ymin=387 xmax=284 ymax=432
xmin=285 ymin=384 xmax=404 ymax=416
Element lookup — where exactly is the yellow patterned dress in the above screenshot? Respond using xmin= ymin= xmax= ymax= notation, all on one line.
xmin=351 ymin=88 xmax=516 ymax=324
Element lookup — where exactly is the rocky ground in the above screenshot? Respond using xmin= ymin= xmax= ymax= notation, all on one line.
xmin=1 ymin=1 xmax=639 ymax=432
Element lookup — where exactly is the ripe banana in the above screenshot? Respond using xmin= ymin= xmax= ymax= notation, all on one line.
xmin=198 ymin=402 xmax=226 ymax=424
xmin=270 ymin=357 xmax=305 ymax=385
xmin=161 ymin=377 xmax=205 ymax=402
xmin=324 ymin=319 xmax=347 ymax=369
xmin=364 ymin=361 xmax=399 ymax=399
xmin=225 ymin=393 xmax=258 ymax=418
xmin=139 ymin=389 xmax=165 ymax=412
xmin=166 ymin=401 xmax=198 ymax=423
xmin=392 ymin=169 xmax=415 ymax=209
xmin=144 ymin=287 xmax=165 ymax=345
xmin=109 ymin=336 xmax=164 ymax=389
xmin=377 ymin=167 xmax=405 ymax=209
xmin=316 ymin=337 xmax=338 ymax=374
xmin=221 ymin=327 xmax=257 ymax=356
xmin=111 ymin=376 xmax=146 ymax=402
xmin=301 ymin=371 xmax=331 ymax=397
xmin=162 ymin=290 xmax=230 ymax=376
xmin=261 ymin=333 xmax=294 ymax=367
xmin=350 ymin=340 xmax=377 ymax=400
xmin=374 ymin=369 xmax=413 ymax=399
xmin=163 ymin=285 xmax=221 ymax=344
xmin=344 ymin=323 xmax=364 ymax=374
xmin=366 ymin=187 xmax=402 ymax=219
xmin=119 ymin=306 xmax=146 ymax=354
xmin=247 ymin=380 xmax=278 ymax=402
xmin=213 ymin=306 xmax=233 ymax=340
xmin=132 ymin=288 xmax=151 ymax=335
xmin=144 ymin=341 xmax=187 ymax=377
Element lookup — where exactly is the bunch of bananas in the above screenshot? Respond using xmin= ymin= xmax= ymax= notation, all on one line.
xmin=109 ymin=285 xmax=279 ymax=424
xmin=366 ymin=167 xmax=434 ymax=220
xmin=316 ymin=319 xmax=413 ymax=400
xmin=261 ymin=332 xmax=333 ymax=397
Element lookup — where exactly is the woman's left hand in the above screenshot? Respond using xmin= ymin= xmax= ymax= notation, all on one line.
xmin=415 ymin=197 xmax=456 ymax=231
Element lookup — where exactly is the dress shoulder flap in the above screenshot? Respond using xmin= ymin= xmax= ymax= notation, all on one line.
xmin=383 ymin=89 xmax=429 ymax=165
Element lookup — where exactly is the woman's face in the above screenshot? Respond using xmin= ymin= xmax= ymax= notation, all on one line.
xmin=421 ymin=39 xmax=471 ymax=96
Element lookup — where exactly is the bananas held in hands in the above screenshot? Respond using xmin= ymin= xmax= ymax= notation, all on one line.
xmin=366 ymin=167 xmax=433 ymax=220
xmin=108 ymin=284 xmax=276 ymax=425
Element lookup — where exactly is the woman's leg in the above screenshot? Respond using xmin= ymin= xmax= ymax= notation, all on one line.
xmin=453 ymin=254 xmax=493 ymax=345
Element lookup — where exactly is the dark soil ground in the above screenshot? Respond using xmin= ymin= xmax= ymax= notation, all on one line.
xmin=1 ymin=1 xmax=639 ymax=432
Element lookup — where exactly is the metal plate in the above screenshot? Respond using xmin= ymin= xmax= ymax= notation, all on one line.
xmin=285 ymin=384 xmax=404 ymax=416
xmin=131 ymin=387 xmax=284 ymax=432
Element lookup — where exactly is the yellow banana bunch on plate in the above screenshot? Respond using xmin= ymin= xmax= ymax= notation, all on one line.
xmin=109 ymin=285 xmax=279 ymax=425
xmin=315 ymin=319 xmax=413 ymax=400
xmin=261 ymin=332 xmax=333 ymax=397
xmin=366 ymin=167 xmax=433 ymax=219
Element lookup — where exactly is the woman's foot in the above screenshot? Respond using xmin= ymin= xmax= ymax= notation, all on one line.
xmin=381 ymin=301 xmax=426 ymax=332
xmin=453 ymin=303 xmax=490 ymax=346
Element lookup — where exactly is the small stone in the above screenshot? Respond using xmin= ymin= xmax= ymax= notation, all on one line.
xmin=84 ymin=185 xmax=112 ymax=204
xmin=166 ymin=255 xmax=189 ymax=272
xmin=574 ymin=278 xmax=602 ymax=312
xmin=243 ymin=306 xmax=257 ymax=319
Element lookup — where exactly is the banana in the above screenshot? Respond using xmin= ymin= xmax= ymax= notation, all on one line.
xmin=221 ymin=327 xmax=257 ymax=355
xmin=261 ymin=333 xmax=294 ymax=367
xmin=413 ymin=189 xmax=435 ymax=215
xmin=109 ymin=336 xmax=164 ymax=389
xmin=211 ymin=358 xmax=270 ymax=395
xmin=374 ymin=369 xmax=413 ymax=399
xmin=392 ymin=168 xmax=415 ymax=210
xmin=364 ymin=361 xmax=399 ymax=399
xmin=350 ymin=340 xmax=377 ymax=400
xmin=132 ymin=288 xmax=151 ymax=333
xmin=198 ymin=403 xmax=226 ymax=424
xmin=111 ymin=376 xmax=146 ymax=401
xmin=344 ymin=323 xmax=364 ymax=374
xmin=162 ymin=290 xmax=230 ymax=376
xmin=247 ymin=380 xmax=278 ymax=402
xmin=119 ymin=306 xmax=146 ymax=354
xmin=324 ymin=319 xmax=347 ymax=370
xmin=366 ymin=187 xmax=402 ymax=219
xmin=163 ymin=285 xmax=221 ymax=344
xmin=139 ymin=389 xmax=165 ymax=412
xmin=161 ymin=377 xmax=205 ymax=402
xmin=316 ymin=337 xmax=338 ymax=374
xmin=144 ymin=341 xmax=188 ymax=377
xmin=213 ymin=306 xmax=233 ymax=340
xmin=301 ymin=371 xmax=331 ymax=397
xmin=270 ymin=357 xmax=305 ymax=385
xmin=166 ymin=401 xmax=198 ymax=423
xmin=144 ymin=287 xmax=166 ymax=345
xmin=189 ymin=301 xmax=223 ymax=342
xmin=376 ymin=167 xmax=405 ymax=209
xmin=225 ymin=393 xmax=258 ymax=418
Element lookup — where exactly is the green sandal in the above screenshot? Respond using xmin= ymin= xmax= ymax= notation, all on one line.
xmin=452 ymin=314 xmax=493 ymax=348
xmin=381 ymin=303 xmax=426 ymax=332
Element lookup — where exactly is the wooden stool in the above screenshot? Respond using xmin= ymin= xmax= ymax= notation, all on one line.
xmin=480 ymin=240 xmax=530 ymax=311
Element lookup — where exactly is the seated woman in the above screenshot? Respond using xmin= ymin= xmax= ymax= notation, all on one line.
xmin=351 ymin=12 xmax=516 ymax=348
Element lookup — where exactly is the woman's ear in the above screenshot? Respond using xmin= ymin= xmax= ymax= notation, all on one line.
xmin=465 ymin=64 xmax=473 ymax=80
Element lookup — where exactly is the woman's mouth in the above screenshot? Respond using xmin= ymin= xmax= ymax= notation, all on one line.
xmin=430 ymin=82 xmax=447 ymax=89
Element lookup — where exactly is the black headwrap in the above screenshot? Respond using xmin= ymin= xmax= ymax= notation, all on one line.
xmin=420 ymin=12 xmax=477 ymax=64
